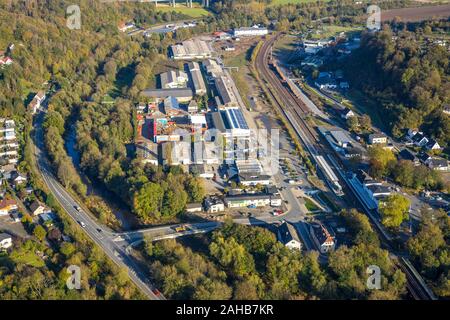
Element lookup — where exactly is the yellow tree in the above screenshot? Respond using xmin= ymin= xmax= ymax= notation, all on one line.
xmin=379 ymin=194 xmax=410 ymax=229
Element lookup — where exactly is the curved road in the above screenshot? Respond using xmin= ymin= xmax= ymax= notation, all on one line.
xmin=33 ymin=109 xmax=164 ymax=300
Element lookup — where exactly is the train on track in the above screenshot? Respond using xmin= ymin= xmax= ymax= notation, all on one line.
xmin=315 ymin=155 xmax=344 ymax=196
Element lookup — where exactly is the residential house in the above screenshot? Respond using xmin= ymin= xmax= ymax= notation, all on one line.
xmin=0 ymin=199 xmax=18 ymax=216
xmin=310 ymin=223 xmax=335 ymax=254
xmin=368 ymin=133 xmax=388 ymax=145
xmin=418 ymin=153 xmax=433 ymax=165
xmin=204 ymin=197 xmax=225 ymax=213
xmin=411 ymin=132 xmax=429 ymax=147
xmin=29 ymin=201 xmax=46 ymax=216
xmin=426 ymin=139 xmax=441 ymax=151
xmin=0 ymin=233 xmax=12 ymax=249
xmin=10 ymin=171 xmax=27 ymax=187
xmin=39 ymin=212 xmax=57 ymax=226
xmin=340 ymin=108 xmax=355 ymax=120
xmin=315 ymin=75 xmax=337 ymax=90
xmin=28 ymin=91 xmax=46 ymax=114
xmin=427 ymin=158 xmax=449 ymax=171
xmin=277 ymin=222 xmax=302 ymax=251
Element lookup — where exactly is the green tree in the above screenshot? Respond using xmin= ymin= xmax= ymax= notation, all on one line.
xmin=209 ymin=236 xmax=255 ymax=279
xmin=132 ymin=182 xmax=164 ymax=221
xmin=33 ymin=225 xmax=47 ymax=241
xmin=379 ymin=194 xmax=410 ymax=229
xmin=368 ymin=145 xmax=396 ymax=178
xmin=60 ymin=242 xmax=76 ymax=258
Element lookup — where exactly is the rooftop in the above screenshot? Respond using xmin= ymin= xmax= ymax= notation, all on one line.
xmin=278 ymin=222 xmax=300 ymax=244
xmin=311 ymin=223 xmax=334 ymax=245
xmin=141 ymin=88 xmax=193 ymax=99
xmin=0 ymin=233 xmax=11 ymax=242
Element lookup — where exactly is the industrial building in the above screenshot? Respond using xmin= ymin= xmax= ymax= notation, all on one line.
xmin=214 ymin=76 xmax=239 ymax=108
xmin=160 ymin=70 xmax=188 ymax=89
xmin=203 ymin=59 xmax=223 ymax=79
xmin=329 ymin=130 xmax=351 ymax=149
xmin=136 ymin=142 xmax=159 ymax=166
xmin=235 ymin=159 xmax=263 ymax=175
xmin=141 ymin=88 xmax=193 ymax=102
xmin=170 ymin=39 xmax=213 ymax=60
xmin=233 ymin=26 xmax=268 ymax=37
xmin=161 ymin=141 xmax=191 ymax=166
xmin=187 ymin=62 xmax=207 ymax=96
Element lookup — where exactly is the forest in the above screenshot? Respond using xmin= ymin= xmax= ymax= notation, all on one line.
xmin=343 ymin=22 xmax=450 ymax=154
xmin=143 ymin=217 xmax=408 ymax=300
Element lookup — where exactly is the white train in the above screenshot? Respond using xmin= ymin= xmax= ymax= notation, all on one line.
xmin=315 ymin=155 xmax=344 ymax=196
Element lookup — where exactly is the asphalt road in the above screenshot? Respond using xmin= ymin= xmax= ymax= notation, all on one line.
xmin=33 ymin=109 xmax=164 ymax=300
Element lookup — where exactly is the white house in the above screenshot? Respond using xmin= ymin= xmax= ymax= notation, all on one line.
xmin=0 ymin=233 xmax=12 ymax=249
xmin=310 ymin=223 xmax=335 ymax=254
xmin=340 ymin=108 xmax=355 ymax=120
xmin=426 ymin=139 xmax=441 ymax=151
xmin=0 ymin=199 xmax=18 ymax=216
xmin=204 ymin=197 xmax=225 ymax=213
xmin=368 ymin=133 xmax=388 ymax=145
xmin=277 ymin=222 xmax=302 ymax=251
xmin=29 ymin=201 xmax=46 ymax=216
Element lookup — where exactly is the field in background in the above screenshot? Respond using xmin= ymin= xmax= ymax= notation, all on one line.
xmin=270 ymin=0 xmax=329 ymax=5
xmin=155 ymin=3 xmax=210 ymax=18
xmin=309 ymin=25 xmax=363 ymax=40
xmin=381 ymin=4 xmax=450 ymax=22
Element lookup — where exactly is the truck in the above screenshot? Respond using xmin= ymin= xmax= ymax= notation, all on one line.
xmin=174 ymin=225 xmax=188 ymax=233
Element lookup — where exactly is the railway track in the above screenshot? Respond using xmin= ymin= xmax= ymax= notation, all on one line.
xmin=255 ymin=34 xmax=437 ymax=301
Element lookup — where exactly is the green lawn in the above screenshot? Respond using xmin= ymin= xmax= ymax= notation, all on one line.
xmin=310 ymin=25 xmax=363 ymax=40
xmin=304 ymin=197 xmax=320 ymax=212
xmin=156 ymin=4 xmax=210 ymax=18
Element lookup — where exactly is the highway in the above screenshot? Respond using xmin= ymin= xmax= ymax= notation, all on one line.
xmin=254 ymin=34 xmax=437 ymax=300
xmin=32 ymin=109 xmax=165 ymax=300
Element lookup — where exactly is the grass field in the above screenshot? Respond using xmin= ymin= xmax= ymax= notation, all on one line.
xmin=310 ymin=25 xmax=362 ymax=40
xmin=270 ymin=0 xmax=328 ymax=5
xmin=155 ymin=3 xmax=210 ymax=18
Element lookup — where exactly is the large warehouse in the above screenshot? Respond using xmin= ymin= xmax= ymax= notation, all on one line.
xmin=170 ymin=39 xmax=213 ymax=60
xmin=187 ymin=62 xmax=207 ymax=96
